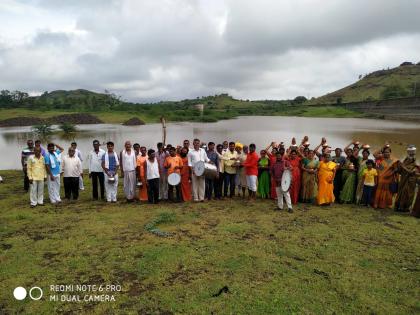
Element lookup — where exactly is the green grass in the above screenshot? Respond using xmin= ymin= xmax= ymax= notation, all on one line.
xmin=0 ymin=170 xmax=419 ymax=314
xmin=309 ymin=64 xmax=420 ymax=104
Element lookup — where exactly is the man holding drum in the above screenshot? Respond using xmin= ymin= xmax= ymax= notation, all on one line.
xmin=188 ymin=138 xmax=210 ymax=202
xmin=165 ymin=146 xmax=183 ymax=202
xmin=270 ymin=150 xmax=293 ymax=212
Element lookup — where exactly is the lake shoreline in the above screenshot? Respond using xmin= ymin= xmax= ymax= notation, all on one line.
xmin=1 ymin=106 xmax=371 ymax=127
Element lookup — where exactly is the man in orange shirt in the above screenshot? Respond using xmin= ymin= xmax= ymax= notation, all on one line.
xmin=164 ymin=146 xmax=183 ymax=202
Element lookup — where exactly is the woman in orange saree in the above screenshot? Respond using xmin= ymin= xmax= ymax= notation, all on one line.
xmin=373 ymin=147 xmax=397 ymax=209
xmin=317 ymin=154 xmax=337 ymax=205
xmin=136 ymin=147 xmax=148 ymax=201
xmin=180 ymin=148 xmax=192 ymax=202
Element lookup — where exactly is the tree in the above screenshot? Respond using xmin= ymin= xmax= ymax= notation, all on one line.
xmin=292 ymin=96 xmax=307 ymax=105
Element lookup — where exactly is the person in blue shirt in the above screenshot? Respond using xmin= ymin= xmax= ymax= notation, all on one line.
xmin=45 ymin=142 xmax=64 ymax=204
xmin=101 ymin=141 xmax=120 ymax=202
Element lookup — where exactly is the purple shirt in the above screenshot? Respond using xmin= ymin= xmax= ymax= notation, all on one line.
xmin=157 ymin=151 xmax=168 ymax=174
xmin=270 ymin=159 xmax=291 ymax=186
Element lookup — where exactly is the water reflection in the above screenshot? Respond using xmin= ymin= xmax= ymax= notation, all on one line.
xmin=1 ymin=116 xmax=419 ymax=170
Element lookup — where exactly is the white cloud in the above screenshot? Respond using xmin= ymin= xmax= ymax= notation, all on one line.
xmin=0 ymin=0 xmax=419 ymax=101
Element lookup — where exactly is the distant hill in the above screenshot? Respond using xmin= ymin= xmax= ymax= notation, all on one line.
xmin=309 ymin=63 xmax=420 ymax=105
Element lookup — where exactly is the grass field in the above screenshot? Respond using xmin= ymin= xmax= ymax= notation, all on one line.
xmin=0 ymin=170 xmax=419 ymax=314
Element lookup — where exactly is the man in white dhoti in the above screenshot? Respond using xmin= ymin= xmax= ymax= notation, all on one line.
xmin=120 ymin=140 xmax=137 ymax=202
xmin=45 ymin=142 xmax=64 ymax=204
xmin=101 ymin=141 xmax=120 ymax=203
xmin=157 ymin=142 xmax=169 ymax=200
xmin=188 ymin=138 xmax=210 ymax=202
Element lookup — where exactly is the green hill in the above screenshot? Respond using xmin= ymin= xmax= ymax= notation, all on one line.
xmin=309 ymin=63 xmax=420 ymax=105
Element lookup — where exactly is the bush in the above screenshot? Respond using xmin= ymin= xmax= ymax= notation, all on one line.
xmin=59 ymin=122 xmax=77 ymax=133
xmin=381 ymin=84 xmax=409 ymax=99
xmin=32 ymin=124 xmax=53 ymax=138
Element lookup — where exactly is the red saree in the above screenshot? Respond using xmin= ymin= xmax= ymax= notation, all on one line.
xmin=289 ymin=157 xmax=302 ymax=204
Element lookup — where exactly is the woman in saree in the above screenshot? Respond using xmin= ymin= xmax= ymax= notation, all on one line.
xmin=179 ymin=147 xmax=192 ymax=202
xmin=257 ymin=150 xmax=270 ymax=199
xmin=264 ymin=142 xmax=278 ymax=199
xmin=373 ymin=147 xmax=397 ymax=209
xmin=136 ymin=146 xmax=148 ymax=201
xmin=411 ymin=166 xmax=420 ymax=218
xmin=317 ymin=153 xmax=337 ymax=205
xmin=340 ymin=148 xmax=357 ymax=203
xmin=288 ymin=149 xmax=302 ymax=204
xmin=355 ymin=149 xmax=370 ymax=204
xmin=301 ymin=150 xmax=319 ymax=203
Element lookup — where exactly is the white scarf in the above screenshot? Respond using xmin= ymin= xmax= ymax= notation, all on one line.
xmin=48 ymin=151 xmax=60 ymax=168
xmin=104 ymin=151 xmax=119 ymax=169
xmin=122 ymin=149 xmax=136 ymax=171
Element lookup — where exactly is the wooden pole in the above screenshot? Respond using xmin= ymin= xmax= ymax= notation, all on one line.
xmin=160 ymin=116 xmax=166 ymax=146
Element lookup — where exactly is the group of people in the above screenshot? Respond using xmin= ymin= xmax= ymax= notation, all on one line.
xmin=21 ymin=136 xmax=420 ymax=217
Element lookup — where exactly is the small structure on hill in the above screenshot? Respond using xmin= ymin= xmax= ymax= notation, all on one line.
xmin=194 ymin=103 xmax=205 ymax=116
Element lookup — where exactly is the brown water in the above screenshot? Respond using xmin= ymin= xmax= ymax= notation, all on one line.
xmin=1 ymin=116 xmax=419 ymax=170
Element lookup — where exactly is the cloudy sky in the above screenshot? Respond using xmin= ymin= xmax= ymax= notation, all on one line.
xmin=0 ymin=0 xmax=419 ymax=102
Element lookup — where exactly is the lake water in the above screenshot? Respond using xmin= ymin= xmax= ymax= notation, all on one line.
xmin=1 ymin=116 xmax=419 ymax=170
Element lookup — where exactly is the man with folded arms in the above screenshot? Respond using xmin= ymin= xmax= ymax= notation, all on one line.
xmin=27 ymin=147 xmax=46 ymax=207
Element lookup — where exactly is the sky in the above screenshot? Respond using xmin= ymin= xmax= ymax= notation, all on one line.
xmin=0 ymin=0 xmax=419 ymax=102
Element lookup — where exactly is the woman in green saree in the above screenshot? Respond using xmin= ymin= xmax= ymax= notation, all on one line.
xmin=340 ymin=148 xmax=357 ymax=203
xmin=300 ymin=150 xmax=319 ymax=203
xmin=257 ymin=150 xmax=270 ymax=199
xmin=355 ymin=149 xmax=370 ymax=204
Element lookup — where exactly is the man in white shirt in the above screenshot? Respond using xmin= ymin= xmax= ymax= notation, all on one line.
xmin=71 ymin=142 xmax=84 ymax=191
xmin=188 ymin=138 xmax=210 ymax=202
xmin=120 ymin=140 xmax=137 ymax=202
xmin=87 ymin=140 xmax=105 ymax=200
xmin=61 ymin=147 xmax=83 ymax=201
xmin=144 ymin=149 xmax=160 ymax=204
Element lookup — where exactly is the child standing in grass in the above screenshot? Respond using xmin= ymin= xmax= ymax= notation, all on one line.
xmin=361 ymin=159 xmax=378 ymax=207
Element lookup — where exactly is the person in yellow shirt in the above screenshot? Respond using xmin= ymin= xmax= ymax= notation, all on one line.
xmin=222 ymin=142 xmax=238 ymax=198
xmin=361 ymin=160 xmax=378 ymax=207
xmin=27 ymin=147 xmax=47 ymax=207
xmin=164 ymin=146 xmax=183 ymax=202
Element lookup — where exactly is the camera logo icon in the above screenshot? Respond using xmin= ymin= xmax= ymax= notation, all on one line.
xmin=13 ymin=286 xmax=43 ymax=300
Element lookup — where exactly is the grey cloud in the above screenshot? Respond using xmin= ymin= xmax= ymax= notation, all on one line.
xmin=224 ymin=0 xmax=420 ymax=54
xmin=32 ymin=31 xmax=71 ymax=46
xmin=0 ymin=0 xmax=419 ymax=102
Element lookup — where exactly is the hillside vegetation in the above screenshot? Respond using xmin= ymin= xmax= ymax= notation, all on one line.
xmin=2 ymin=63 xmax=419 ymax=124
xmin=309 ymin=63 xmax=420 ymax=105
xmin=0 ymin=90 xmax=361 ymax=124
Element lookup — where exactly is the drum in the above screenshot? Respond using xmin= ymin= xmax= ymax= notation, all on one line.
xmin=108 ymin=176 xmax=116 ymax=184
xmin=193 ymin=161 xmax=218 ymax=179
xmin=281 ymin=169 xmax=292 ymax=192
xmin=168 ymin=173 xmax=181 ymax=186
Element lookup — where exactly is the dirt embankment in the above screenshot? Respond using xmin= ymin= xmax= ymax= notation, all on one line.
xmin=0 ymin=113 xmax=104 ymax=127
xmin=122 ymin=117 xmax=146 ymax=126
